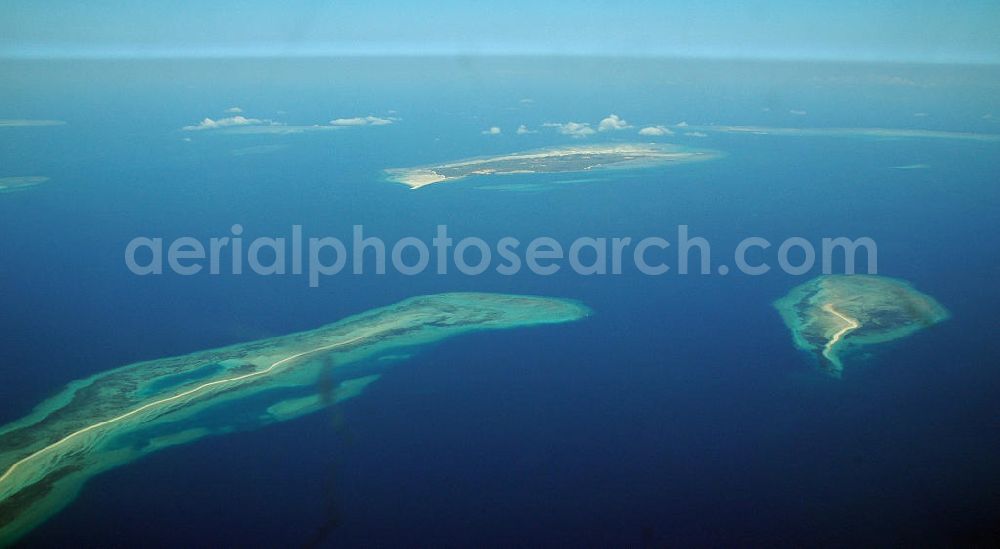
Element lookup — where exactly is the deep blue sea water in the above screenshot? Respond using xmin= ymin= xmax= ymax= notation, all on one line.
xmin=1 ymin=58 xmax=998 ymax=546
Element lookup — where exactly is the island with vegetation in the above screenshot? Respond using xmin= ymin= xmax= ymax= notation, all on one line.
xmin=0 ymin=293 xmax=590 ymax=544
xmin=774 ymin=275 xmax=949 ymax=376
xmin=385 ymin=143 xmax=720 ymax=189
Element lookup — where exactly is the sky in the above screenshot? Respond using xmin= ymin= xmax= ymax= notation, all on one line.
xmin=2 ymin=0 xmax=999 ymax=63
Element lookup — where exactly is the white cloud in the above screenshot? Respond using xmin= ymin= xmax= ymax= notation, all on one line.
xmin=224 ymin=107 xmax=243 ymax=114
xmin=181 ymin=115 xmax=344 ymax=135
xmin=222 ymin=125 xmax=336 ymax=135
xmin=184 ymin=111 xmax=404 ymax=135
xmin=684 ymin=131 xmax=708 ymax=138
xmin=790 ymin=109 xmax=808 ymax=116
xmin=182 ymin=116 xmax=272 ymax=131
xmin=482 ymin=126 xmax=502 ymax=135
xmin=598 ymin=113 xmax=631 ymax=131
xmin=519 ymin=98 xmax=535 ymax=104
xmin=329 ymin=115 xmax=395 ymax=126
xmin=638 ymin=125 xmax=674 ymax=136
xmin=676 ymin=121 xmax=689 ymax=127
xmin=516 ymin=124 xmax=537 ymax=135
xmin=328 ymin=117 xmax=368 ymax=126
xmin=913 ymin=112 xmax=928 ymax=118
xmin=544 ymin=121 xmax=596 ymax=138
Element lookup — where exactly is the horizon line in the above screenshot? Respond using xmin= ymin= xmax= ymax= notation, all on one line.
xmin=2 ymin=45 xmax=999 ymax=67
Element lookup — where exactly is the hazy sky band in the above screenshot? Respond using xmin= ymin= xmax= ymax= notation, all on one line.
xmin=3 ymin=0 xmax=999 ymax=63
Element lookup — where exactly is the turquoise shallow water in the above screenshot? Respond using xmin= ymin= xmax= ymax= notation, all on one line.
xmin=0 ymin=58 xmax=998 ymax=546
xmin=139 ymin=363 xmax=225 ymax=396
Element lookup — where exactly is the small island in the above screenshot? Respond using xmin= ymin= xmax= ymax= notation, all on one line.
xmin=774 ymin=275 xmax=949 ymax=377
xmin=0 ymin=293 xmax=590 ymax=544
xmin=385 ymin=143 xmax=720 ymax=189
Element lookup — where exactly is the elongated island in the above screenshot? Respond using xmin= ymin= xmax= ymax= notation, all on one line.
xmin=774 ymin=275 xmax=949 ymax=377
xmin=0 ymin=293 xmax=590 ymax=544
xmin=683 ymin=125 xmax=1000 ymax=142
xmin=384 ymin=143 xmax=719 ymax=189
xmin=0 ymin=177 xmax=50 ymax=194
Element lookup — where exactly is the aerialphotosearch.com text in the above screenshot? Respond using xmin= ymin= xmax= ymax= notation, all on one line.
xmin=125 ymin=225 xmax=878 ymax=287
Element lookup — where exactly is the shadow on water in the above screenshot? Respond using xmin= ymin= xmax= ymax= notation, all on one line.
xmin=301 ymin=354 xmax=351 ymax=549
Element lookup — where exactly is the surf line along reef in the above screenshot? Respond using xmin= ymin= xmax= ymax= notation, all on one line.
xmin=0 ymin=293 xmax=590 ymax=544
xmin=774 ymin=275 xmax=949 ymax=377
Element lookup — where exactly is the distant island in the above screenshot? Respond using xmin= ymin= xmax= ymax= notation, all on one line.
xmin=0 ymin=293 xmax=590 ymax=544
xmin=774 ymin=275 xmax=949 ymax=377
xmin=0 ymin=177 xmax=50 ymax=194
xmin=684 ymin=125 xmax=1000 ymax=142
xmin=0 ymin=120 xmax=65 ymax=128
xmin=384 ymin=143 xmax=720 ymax=189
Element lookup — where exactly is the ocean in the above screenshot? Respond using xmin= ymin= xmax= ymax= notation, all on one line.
xmin=1 ymin=57 xmax=998 ymax=546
